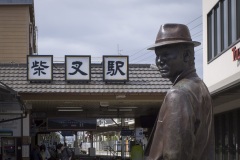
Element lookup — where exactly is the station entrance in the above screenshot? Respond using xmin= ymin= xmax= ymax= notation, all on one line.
xmin=34 ymin=118 xmax=138 ymax=159
xmin=29 ymin=96 xmax=159 ymax=160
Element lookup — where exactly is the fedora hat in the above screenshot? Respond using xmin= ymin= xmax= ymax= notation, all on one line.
xmin=148 ymin=23 xmax=201 ymax=50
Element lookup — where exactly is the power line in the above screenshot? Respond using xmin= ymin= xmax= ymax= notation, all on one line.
xmin=186 ymin=15 xmax=202 ymax=25
xmin=192 ymin=34 xmax=202 ymax=39
xmin=191 ymin=30 xmax=203 ymax=37
xmin=129 ymin=48 xmax=150 ymax=58
xmin=132 ymin=51 xmax=154 ymax=63
xmin=127 ymin=15 xmax=204 ymax=64
xmin=189 ymin=23 xmax=202 ymax=31
xmin=134 ymin=47 xmax=203 ymax=63
xmin=129 ymin=49 xmax=153 ymax=63
xmin=195 ymin=48 xmax=203 ymax=53
xmin=130 ymin=50 xmax=153 ymax=63
xmin=129 ymin=15 xmax=204 ymax=64
xmin=134 ymin=55 xmax=155 ymax=64
xmin=193 ymin=38 xmax=203 ymax=42
xmin=128 ymin=45 xmax=152 ymax=58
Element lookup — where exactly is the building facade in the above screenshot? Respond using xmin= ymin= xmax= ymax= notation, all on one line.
xmin=0 ymin=1 xmax=35 ymax=159
xmin=0 ymin=1 xmax=172 ymax=159
xmin=0 ymin=0 xmax=36 ymax=64
xmin=203 ymin=0 xmax=240 ymax=159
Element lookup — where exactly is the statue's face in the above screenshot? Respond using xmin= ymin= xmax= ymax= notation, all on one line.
xmin=155 ymin=45 xmax=187 ymax=82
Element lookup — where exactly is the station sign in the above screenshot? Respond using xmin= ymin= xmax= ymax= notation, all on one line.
xmin=103 ymin=56 xmax=129 ymax=82
xmin=27 ymin=55 xmax=53 ymax=81
xmin=47 ymin=117 xmax=97 ymax=131
xmin=27 ymin=55 xmax=129 ymax=82
xmin=65 ymin=55 xmax=91 ymax=81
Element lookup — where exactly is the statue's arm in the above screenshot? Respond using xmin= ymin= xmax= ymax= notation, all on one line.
xmin=162 ymin=89 xmax=195 ymax=160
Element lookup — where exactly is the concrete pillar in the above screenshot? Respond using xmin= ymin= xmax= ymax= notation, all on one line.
xmin=121 ymin=118 xmax=125 ymax=159
xmin=22 ymin=111 xmax=30 ymax=160
xmin=90 ymin=131 xmax=93 ymax=148
xmin=74 ymin=131 xmax=78 ymax=147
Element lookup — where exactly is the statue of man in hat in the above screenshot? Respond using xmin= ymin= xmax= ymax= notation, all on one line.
xmin=144 ymin=24 xmax=214 ymax=160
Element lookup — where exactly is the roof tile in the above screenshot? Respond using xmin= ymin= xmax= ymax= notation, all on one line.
xmin=0 ymin=63 xmax=171 ymax=94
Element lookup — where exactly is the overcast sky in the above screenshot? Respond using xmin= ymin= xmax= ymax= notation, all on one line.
xmin=34 ymin=0 xmax=203 ymax=77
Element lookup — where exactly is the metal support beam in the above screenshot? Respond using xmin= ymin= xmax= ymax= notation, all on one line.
xmin=121 ymin=118 xmax=125 ymax=159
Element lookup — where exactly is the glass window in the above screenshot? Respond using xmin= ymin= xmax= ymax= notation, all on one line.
xmin=230 ymin=0 xmax=237 ymax=43
xmin=237 ymin=0 xmax=240 ymax=39
xmin=216 ymin=4 xmax=221 ymax=54
xmin=211 ymin=12 xmax=215 ymax=59
xmin=215 ymin=115 xmax=223 ymax=159
xmin=223 ymin=114 xmax=229 ymax=160
xmin=207 ymin=12 xmax=213 ymax=61
xmin=207 ymin=0 xmax=238 ymax=62
xmin=215 ymin=109 xmax=240 ymax=160
xmin=238 ymin=110 xmax=240 ymax=160
xmin=223 ymin=0 xmax=229 ymax=48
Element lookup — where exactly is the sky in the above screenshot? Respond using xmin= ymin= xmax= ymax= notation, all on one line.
xmin=34 ymin=0 xmax=203 ymax=77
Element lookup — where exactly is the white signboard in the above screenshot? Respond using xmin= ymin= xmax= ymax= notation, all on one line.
xmin=65 ymin=56 xmax=91 ymax=81
xmin=22 ymin=145 xmax=30 ymax=157
xmin=103 ymin=56 xmax=129 ymax=82
xmin=27 ymin=55 xmax=53 ymax=81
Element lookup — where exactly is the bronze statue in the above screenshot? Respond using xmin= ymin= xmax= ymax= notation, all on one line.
xmin=144 ymin=24 xmax=214 ymax=160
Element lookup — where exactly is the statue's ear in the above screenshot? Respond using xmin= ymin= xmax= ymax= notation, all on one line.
xmin=183 ymin=50 xmax=190 ymax=63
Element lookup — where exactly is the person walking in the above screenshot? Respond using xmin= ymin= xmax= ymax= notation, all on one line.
xmin=62 ymin=142 xmax=73 ymax=160
xmin=56 ymin=143 xmax=64 ymax=160
xmin=30 ymin=145 xmax=43 ymax=160
xmin=40 ymin=144 xmax=51 ymax=160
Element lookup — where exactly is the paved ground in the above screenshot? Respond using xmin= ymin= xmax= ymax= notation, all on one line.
xmin=73 ymin=150 xmax=130 ymax=160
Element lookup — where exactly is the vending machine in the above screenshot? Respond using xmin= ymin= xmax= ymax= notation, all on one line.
xmin=1 ymin=137 xmax=22 ymax=160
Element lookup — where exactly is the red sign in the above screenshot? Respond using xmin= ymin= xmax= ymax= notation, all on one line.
xmin=232 ymin=46 xmax=240 ymax=61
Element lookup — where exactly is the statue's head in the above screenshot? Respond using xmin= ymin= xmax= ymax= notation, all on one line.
xmin=148 ymin=23 xmax=200 ymax=82
xmin=148 ymin=23 xmax=200 ymax=50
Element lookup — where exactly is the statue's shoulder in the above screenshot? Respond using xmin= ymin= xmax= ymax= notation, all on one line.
xmin=165 ymin=88 xmax=187 ymax=100
xmin=173 ymin=76 xmax=203 ymax=91
xmin=163 ymin=88 xmax=190 ymax=111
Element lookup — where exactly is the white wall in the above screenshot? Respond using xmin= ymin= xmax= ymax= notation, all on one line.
xmin=203 ymin=0 xmax=240 ymax=94
xmin=22 ymin=114 xmax=29 ymax=136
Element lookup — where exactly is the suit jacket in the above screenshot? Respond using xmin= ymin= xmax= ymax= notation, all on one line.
xmin=144 ymin=68 xmax=214 ymax=160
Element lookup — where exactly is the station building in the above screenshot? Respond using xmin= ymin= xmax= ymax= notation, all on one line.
xmin=203 ymin=0 xmax=240 ymax=159
xmin=0 ymin=0 xmax=172 ymax=159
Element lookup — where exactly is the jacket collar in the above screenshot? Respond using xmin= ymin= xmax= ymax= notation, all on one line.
xmin=172 ymin=67 xmax=197 ymax=86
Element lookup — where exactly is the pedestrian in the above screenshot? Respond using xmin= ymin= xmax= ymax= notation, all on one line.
xmin=79 ymin=142 xmax=82 ymax=149
xmin=130 ymin=141 xmax=143 ymax=160
xmin=40 ymin=144 xmax=51 ymax=160
xmin=62 ymin=142 xmax=73 ymax=160
xmin=30 ymin=145 xmax=43 ymax=160
xmin=56 ymin=143 xmax=64 ymax=160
